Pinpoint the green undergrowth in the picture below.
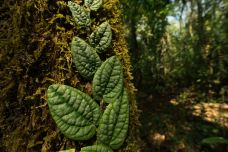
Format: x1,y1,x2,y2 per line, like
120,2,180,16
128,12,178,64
0,0,141,151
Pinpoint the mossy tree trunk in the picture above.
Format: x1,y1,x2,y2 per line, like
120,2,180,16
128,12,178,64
0,0,141,151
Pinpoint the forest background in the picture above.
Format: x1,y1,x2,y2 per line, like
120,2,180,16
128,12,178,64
122,0,228,151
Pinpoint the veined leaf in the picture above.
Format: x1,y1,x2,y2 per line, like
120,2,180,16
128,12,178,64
97,89,129,149
92,56,123,103
47,84,101,140
84,0,103,11
81,144,113,152
68,1,90,26
89,22,112,53
71,37,102,79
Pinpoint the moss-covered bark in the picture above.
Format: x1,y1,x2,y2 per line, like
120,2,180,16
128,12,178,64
0,0,141,151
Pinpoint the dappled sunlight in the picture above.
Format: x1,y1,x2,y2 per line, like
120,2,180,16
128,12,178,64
138,90,227,152
192,103,228,128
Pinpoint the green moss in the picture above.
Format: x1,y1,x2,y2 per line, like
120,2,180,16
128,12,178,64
0,0,141,151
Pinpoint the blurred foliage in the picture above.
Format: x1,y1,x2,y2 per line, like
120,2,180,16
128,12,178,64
121,0,170,92
202,136,228,144
121,1,228,151
122,0,228,96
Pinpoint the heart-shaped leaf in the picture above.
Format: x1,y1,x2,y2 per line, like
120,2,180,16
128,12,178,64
81,144,113,152
47,84,101,140
97,89,129,149
68,1,90,26
92,56,123,103
84,0,103,11
71,37,102,79
89,22,112,53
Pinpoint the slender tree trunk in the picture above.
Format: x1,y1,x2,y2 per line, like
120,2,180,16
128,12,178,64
129,18,142,88
196,0,205,64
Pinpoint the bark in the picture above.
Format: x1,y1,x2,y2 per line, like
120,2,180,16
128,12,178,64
0,0,141,151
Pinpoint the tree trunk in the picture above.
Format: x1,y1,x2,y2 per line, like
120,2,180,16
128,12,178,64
128,17,142,88
0,0,141,151
195,0,205,66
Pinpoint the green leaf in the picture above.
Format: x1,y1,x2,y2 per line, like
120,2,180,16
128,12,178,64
97,89,129,149
92,56,123,103
202,137,228,144
47,84,101,140
89,22,112,53
67,1,90,26
81,144,113,152
84,0,103,11
71,37,102,79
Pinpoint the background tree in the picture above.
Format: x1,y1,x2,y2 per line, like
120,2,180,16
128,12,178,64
122,0,227,96
122,0,171,92
164,0,228,95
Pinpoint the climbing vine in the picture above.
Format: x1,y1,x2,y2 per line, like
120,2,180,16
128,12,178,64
47,1,129,151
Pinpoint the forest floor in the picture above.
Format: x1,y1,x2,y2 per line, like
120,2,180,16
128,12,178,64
137,91,228,152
